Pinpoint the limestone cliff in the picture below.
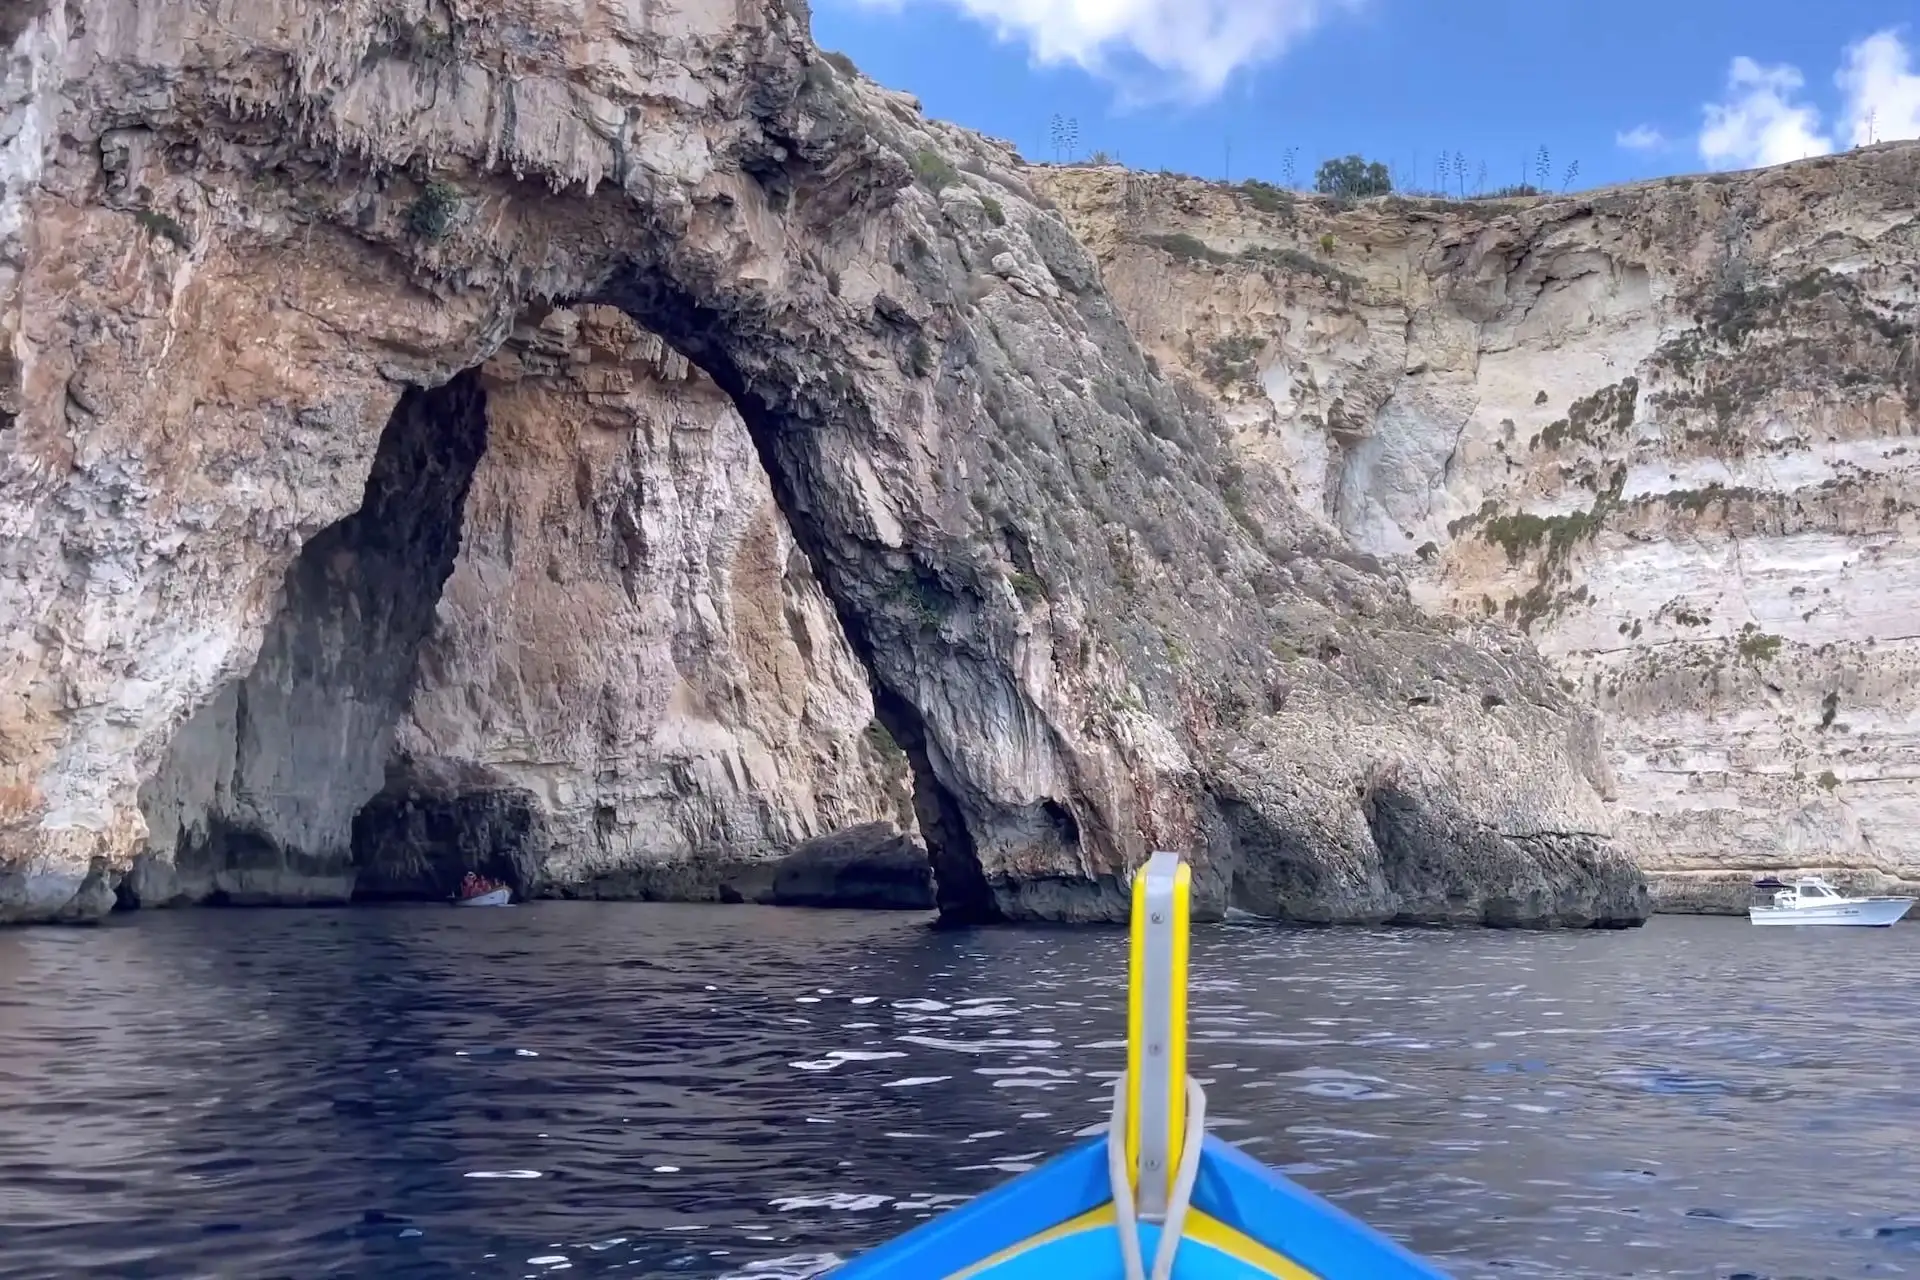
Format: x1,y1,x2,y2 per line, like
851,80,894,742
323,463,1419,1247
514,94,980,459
1038,148,1920,909
0,0,1646,927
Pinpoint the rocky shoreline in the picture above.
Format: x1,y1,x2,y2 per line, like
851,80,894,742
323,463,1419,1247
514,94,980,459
109,819,938,914
96,852,1889,922
90,832,1916,922
69,866,1868,923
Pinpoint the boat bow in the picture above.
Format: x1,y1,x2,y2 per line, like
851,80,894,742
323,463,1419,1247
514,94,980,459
827,852,1452,1279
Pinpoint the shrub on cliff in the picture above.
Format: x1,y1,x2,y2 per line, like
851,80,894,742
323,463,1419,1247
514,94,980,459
1314,155,1393,200
1238,179,1295,218
912,149,960,192
1140,232,1228,265
406,180,462,240
1202,334,1266,389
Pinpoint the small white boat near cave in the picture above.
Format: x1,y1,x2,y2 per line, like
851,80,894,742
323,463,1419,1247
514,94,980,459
452,886,512,907
1749,876,1913,927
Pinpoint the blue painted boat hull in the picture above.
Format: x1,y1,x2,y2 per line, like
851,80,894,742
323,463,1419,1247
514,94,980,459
828,1133,1450,1279
828,853,1450,1279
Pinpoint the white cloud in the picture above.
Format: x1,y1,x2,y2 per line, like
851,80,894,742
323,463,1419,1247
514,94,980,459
1698,56,1835,169
1836,29,1920,145
1614,125,1668,151
841,0,1356,102
1696,30,1920,171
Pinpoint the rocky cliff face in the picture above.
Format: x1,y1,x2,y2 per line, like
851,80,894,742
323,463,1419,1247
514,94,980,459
0,0,1646,927
1038,149,1920,909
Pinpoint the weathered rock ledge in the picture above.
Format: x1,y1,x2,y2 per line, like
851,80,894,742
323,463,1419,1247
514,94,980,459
0,0,1647,928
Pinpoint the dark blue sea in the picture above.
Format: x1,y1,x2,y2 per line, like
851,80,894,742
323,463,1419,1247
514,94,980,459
3,904,1918,1278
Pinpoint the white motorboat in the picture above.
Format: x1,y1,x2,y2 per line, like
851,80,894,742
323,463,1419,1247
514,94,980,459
1748,875,1913,927
453,887,511,907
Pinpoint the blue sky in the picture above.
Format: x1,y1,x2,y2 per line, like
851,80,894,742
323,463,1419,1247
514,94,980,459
812,0,1920,193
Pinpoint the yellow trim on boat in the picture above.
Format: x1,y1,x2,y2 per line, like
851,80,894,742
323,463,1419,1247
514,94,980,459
936,1203,1323,1280
941,1204,1116,1279
1184,1209,1323,1280
1166,858,1190,1191
1125,866,1147,1191
1124,858,1192,1200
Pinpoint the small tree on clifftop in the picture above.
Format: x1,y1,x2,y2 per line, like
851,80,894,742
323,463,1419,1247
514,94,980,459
1314,155,1393,199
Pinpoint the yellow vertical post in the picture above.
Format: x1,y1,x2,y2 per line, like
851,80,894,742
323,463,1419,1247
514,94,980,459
1123,850,1191,1221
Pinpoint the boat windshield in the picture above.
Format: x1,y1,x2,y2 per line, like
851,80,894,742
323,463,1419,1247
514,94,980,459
1797,881,1834,898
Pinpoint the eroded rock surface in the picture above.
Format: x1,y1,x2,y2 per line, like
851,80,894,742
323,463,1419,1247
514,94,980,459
381,304,916,901
0,0,1645,926
1040,150,1920,908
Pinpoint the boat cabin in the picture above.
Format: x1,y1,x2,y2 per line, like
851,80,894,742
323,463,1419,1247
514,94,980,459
1752,875,1844,908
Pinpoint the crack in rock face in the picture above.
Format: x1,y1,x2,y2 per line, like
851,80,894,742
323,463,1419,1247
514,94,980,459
0,0,1649,927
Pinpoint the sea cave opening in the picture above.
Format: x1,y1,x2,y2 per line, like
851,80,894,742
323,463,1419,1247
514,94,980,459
125,369,495,908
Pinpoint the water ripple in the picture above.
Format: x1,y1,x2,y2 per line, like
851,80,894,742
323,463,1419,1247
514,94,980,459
2,906,1917,1277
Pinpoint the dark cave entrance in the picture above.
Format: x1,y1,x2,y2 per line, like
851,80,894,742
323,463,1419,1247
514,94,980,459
869,685,992,922
127,371,493,907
